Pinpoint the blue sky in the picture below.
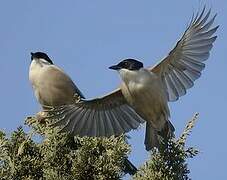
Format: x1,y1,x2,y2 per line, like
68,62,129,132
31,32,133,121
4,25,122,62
0,1,226,179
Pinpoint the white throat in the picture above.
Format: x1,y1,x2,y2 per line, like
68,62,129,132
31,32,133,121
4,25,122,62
30,58,51,69
118,68,151,85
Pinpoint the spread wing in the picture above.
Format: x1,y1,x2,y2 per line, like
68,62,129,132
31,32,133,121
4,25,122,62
45,88,145,137
150,7,218,101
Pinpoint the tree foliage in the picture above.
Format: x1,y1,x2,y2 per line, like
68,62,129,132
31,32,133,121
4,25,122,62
134,113,199,180
0,114,199,179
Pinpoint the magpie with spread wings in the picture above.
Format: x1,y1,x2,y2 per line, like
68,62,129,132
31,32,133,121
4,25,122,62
29,7,218,151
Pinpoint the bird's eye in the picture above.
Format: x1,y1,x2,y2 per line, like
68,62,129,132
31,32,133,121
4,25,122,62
123,61,128,66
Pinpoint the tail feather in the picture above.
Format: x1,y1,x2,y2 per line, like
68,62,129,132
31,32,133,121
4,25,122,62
144,121,174,151
123,158,137,175
158,120,175,138
145,123,159,151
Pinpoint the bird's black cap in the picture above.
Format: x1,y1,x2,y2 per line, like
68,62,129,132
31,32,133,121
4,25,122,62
31,52,53,64
109,59,143,71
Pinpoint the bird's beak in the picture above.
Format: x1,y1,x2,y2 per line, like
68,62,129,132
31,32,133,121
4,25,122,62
109,65,121,70
31,52,34,61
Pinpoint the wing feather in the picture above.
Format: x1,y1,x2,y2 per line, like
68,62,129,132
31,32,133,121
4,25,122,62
150,7,218,101
46,89,145,137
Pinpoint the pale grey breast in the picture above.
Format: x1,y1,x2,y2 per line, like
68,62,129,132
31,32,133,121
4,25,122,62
120,68,169,130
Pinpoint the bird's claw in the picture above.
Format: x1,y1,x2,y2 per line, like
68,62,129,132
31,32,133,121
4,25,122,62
73,93,81,103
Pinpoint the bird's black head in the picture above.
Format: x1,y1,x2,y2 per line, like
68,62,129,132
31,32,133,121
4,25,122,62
31,52,53,64
109,59,143,71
